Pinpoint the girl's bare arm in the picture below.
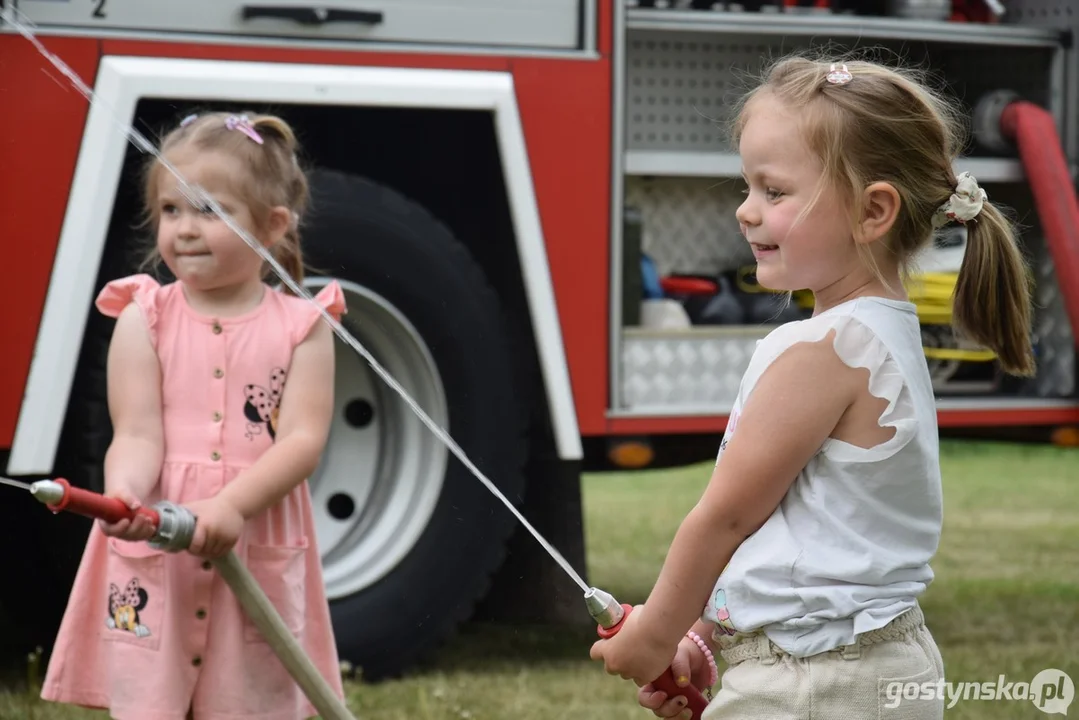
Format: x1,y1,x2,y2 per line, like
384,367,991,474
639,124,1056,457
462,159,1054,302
103,302,165,501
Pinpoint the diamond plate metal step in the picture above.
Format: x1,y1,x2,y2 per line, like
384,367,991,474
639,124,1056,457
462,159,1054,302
619,325,771,413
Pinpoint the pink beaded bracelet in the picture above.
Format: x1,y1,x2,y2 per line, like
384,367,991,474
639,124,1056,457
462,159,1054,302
686,630,719,689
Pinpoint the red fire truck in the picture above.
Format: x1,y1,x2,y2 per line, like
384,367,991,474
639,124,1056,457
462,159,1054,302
2,0,1077,681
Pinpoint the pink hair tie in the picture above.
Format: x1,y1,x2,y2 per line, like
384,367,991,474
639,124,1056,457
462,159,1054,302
225,114,264,145
686,630,719,689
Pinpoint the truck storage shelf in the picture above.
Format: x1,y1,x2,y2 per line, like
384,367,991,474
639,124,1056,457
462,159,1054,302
625,9,1067,48
607,396,1079,418
624,151,1025,182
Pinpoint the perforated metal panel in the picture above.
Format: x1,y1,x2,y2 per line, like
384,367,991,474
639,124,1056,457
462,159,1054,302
1003,0,1079,162
623,29,1057,155
1029,237,1076,398
1003,1,1077,28
625,176,750,276
624,32,768,153
939,45,1055,152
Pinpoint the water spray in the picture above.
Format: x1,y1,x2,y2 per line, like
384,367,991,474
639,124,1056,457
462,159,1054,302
1,8,712,716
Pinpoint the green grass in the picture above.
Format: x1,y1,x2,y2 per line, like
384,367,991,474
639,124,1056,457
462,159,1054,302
4,440,1077,719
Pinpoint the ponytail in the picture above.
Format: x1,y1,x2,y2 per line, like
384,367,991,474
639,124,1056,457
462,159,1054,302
251,114,308,297
251,115,299,155
951,202,1036,376
273,227,305,296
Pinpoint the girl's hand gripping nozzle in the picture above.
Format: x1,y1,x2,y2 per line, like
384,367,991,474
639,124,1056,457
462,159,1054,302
29,478,196,552
585,587,710,720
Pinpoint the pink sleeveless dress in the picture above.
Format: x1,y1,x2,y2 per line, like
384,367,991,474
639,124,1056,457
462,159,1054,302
41,274,347,720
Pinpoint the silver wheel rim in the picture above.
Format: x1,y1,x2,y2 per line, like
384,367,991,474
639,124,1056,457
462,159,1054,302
304,277,448,601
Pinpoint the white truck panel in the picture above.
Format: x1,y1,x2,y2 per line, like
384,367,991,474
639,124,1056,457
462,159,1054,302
16,0,584,50
7,56,584,475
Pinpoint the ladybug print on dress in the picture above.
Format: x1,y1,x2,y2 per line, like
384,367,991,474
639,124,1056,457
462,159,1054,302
106,578,151,638
243,367,286,441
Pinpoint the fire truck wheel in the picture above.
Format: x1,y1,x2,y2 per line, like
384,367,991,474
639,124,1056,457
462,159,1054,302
300,168,531,680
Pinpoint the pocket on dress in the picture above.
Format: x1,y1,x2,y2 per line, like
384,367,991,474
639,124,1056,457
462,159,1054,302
243,538,309,643
878,662,944,719
104,537,166,651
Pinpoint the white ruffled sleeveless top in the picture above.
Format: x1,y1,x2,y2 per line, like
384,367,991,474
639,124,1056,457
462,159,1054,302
703,296,943,657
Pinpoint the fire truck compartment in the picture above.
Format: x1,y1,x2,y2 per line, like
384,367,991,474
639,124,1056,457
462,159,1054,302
13,0,585,51
611,7,1077,417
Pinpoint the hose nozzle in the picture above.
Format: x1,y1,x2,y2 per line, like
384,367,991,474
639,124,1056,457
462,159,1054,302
584,586,708,717
29,479,65,506
584,586,625,630
24,479,196,553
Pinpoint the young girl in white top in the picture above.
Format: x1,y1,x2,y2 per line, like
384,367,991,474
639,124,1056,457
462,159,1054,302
590,55,1034,719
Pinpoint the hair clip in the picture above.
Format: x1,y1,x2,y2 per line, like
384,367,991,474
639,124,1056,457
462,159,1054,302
180,113,198,127
825,63,853,85
225,114,264,145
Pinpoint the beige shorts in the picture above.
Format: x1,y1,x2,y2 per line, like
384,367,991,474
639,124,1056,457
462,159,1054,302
703,605,945,720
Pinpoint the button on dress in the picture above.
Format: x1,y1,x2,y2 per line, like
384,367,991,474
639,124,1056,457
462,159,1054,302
41,274,348,720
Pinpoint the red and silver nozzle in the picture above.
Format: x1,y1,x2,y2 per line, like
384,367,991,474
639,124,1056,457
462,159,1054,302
16,478,196,553
584,586,626,630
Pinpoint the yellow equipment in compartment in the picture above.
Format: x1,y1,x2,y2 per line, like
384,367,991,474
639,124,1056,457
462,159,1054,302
903,272,996,363
737,266,997,364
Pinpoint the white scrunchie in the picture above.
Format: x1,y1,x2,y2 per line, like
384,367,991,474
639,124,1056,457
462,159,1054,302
932,172,988,228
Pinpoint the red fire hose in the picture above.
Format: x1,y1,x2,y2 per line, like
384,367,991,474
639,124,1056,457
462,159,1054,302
997,100,1079,343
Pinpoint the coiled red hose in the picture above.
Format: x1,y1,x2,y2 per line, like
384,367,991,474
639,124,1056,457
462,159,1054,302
999,101,1079,345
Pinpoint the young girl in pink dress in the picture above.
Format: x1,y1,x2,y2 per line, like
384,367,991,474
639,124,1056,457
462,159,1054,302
40,111,347,720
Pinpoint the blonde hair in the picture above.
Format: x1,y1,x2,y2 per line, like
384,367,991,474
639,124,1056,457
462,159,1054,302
141,111,309,294
732,54,1035,376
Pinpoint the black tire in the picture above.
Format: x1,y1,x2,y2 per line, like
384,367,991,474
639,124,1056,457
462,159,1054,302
302,168,532,680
